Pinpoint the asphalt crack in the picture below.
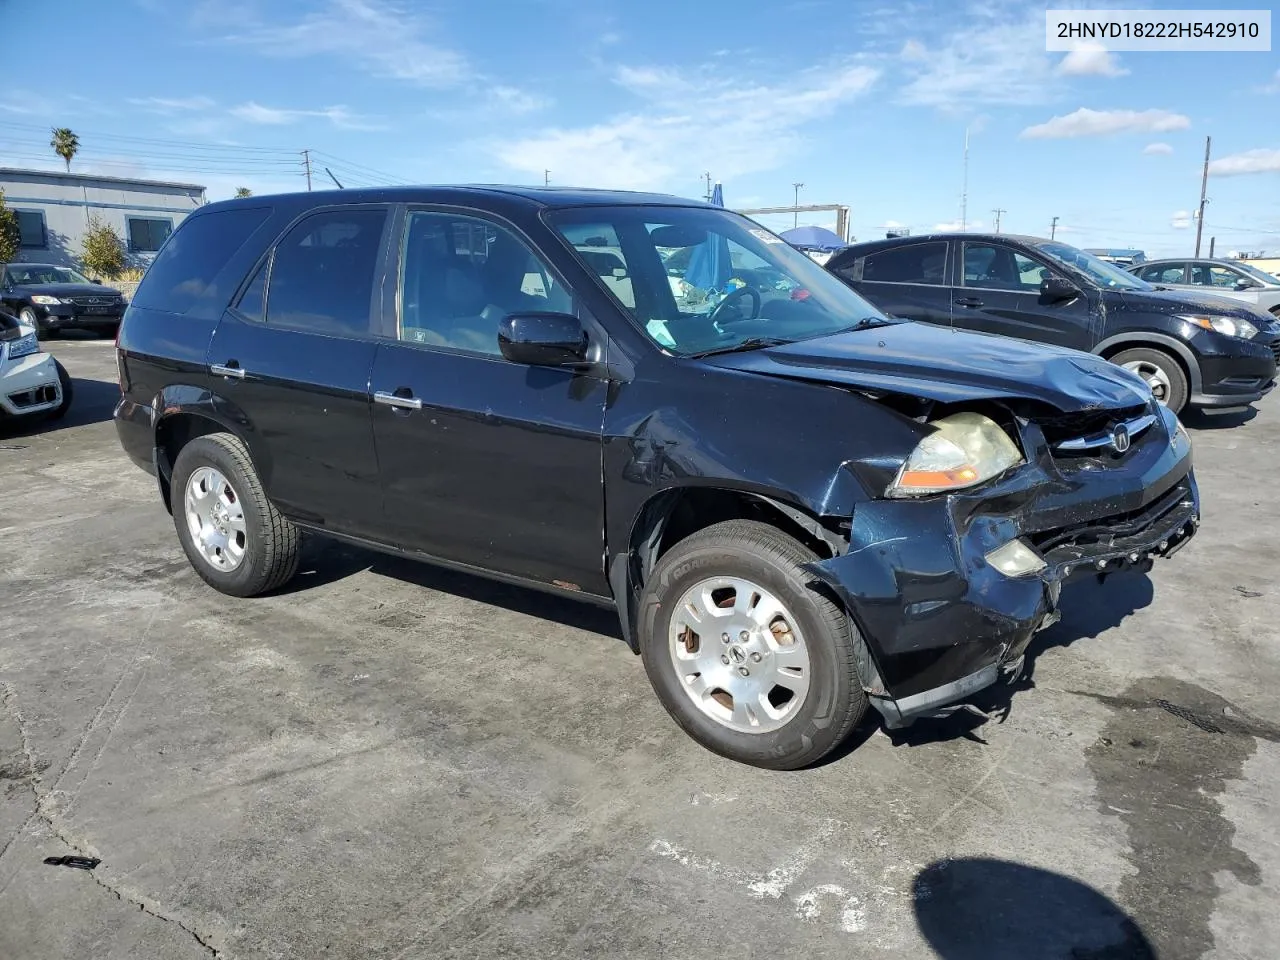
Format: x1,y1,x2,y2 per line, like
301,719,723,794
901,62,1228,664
0,682,222,957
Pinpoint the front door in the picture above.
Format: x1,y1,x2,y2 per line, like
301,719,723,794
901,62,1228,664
369,209,609,595
951,240,1098,350
204,205,390,537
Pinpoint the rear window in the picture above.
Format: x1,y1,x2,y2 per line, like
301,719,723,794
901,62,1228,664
131,206,272,315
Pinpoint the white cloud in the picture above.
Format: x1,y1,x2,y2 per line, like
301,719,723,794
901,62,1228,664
220,0,469,87
128,95,216,113
1020,108,1191,139
1143,142,1174,155
1170,210,1192,229
490,86,551,114
229,101,383,130
897,5,1057,109
1056,43,1128,77
1209,149,1280,177
934,219,983,232
493,61,879,191
883,219,908,230
1259,69,1280,94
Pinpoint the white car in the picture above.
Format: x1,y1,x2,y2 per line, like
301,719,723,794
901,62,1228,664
0,311,72,425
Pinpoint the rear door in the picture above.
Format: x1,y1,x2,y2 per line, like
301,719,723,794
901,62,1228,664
368,207,609,594
1134,262,1190,288
951,240,1098,350
831,241,952,326
204,205,390,537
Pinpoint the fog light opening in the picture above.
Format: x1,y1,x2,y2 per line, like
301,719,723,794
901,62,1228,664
985,539,1048,578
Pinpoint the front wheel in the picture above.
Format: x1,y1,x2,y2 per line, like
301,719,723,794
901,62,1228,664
1111,347,1188,414
638,519,867,770
46,359,73,420
18,308,46,339
170,432,301,597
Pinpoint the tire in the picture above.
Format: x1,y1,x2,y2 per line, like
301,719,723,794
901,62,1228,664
97,323,120,340
637,519,867,770
1110,347,1188,414
18,307,46,339
170,432,300,597
46,359,73,420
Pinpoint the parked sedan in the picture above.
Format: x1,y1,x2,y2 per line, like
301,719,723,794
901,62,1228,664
1129,258,1280,315
0,309,72,424
827,234,1280,414
1,262,127,339
115,187,1198,769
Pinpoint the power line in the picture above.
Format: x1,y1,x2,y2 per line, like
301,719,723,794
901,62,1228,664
0,119,295,154
991,208,1005,233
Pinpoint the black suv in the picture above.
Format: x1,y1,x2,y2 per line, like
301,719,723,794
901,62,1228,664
1,262,127,338
826,234,1280,414
114,189,1198,769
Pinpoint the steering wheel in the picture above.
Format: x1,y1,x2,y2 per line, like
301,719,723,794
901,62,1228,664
708,285,762,325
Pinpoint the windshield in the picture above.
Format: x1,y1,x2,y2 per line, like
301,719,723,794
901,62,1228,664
1232,261,1280,286
547,206,895,356
5,264,92,285
1033,241,1153,291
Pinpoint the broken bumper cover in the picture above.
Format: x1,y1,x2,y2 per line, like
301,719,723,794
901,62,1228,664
808,405,1198,729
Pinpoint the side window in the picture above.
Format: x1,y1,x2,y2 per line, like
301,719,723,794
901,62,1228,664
131,206,273,315
1142,264,1186,284
266,208,387,337
862,242,947,284
963,244,1049,291
128,217,173,253
1208,265,1245,288
399,212,571,355
15,210,47,249
234,259,268,322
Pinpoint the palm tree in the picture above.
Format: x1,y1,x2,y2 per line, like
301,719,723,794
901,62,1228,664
234,187,252,198
50,128,79,172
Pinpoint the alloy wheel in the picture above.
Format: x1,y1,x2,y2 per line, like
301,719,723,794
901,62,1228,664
184,466,248,572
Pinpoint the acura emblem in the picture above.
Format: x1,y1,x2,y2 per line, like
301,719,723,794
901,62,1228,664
1111,424,1130,453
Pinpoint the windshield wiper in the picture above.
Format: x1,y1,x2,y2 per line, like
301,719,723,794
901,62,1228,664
686,336,793,358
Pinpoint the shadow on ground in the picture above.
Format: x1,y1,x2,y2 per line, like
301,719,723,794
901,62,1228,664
1182,405,1258,430
913,857,1156,960
0,377,119,437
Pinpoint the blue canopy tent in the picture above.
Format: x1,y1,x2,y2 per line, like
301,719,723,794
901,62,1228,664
684,181,730,293
779,225,846,252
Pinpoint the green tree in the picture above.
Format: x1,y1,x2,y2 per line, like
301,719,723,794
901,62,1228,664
234,186,252,198
81,217,125,279
50,127,80,172
0,189,20,264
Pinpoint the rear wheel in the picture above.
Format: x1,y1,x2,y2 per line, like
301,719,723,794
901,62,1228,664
1111,347,1188,414
170,432,300,597
638,519,867,770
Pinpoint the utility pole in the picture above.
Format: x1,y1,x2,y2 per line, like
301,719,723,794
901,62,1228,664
544,169,550,186
1209,236,1216,258
1050,216,1059,240
302,149,312,191
991,208,1005,233
959,126,970,232
703,172,713,201
792,182,804,228
1194,135,1211,257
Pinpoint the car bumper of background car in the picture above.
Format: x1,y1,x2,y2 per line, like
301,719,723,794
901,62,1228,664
1189,330,1278,407
32,303,125,330
0,353,64,418
806,407,1198,729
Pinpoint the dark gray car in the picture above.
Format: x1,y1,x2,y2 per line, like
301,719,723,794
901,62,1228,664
0,262,126,338
1128,259,1280,316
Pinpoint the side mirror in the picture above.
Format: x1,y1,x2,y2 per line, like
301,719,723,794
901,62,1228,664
498,312,587,366
91,278,103,285
1040,276,1080,302
1235,279,1260,291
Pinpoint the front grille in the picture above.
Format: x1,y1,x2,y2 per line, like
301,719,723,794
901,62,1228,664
1034,403,1149,449
1270,341,1280,365
1028,479,1192,554
70,296,120,306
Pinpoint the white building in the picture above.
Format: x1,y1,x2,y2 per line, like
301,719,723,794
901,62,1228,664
0,167,206,268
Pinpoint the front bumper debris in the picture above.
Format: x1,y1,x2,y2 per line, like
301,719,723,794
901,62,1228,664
807,403,1198,729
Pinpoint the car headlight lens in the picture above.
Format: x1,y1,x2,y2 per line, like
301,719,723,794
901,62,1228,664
7,332,39,359
886,412,1024,498
1177,313,1258,340
30,295,63,305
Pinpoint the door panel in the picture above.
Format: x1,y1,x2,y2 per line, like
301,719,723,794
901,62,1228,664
370,208,608,594
952,241,1098,350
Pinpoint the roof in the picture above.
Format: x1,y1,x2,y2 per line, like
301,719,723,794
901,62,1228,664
204,184,708,213
841,231,1051,250
0,166,206,192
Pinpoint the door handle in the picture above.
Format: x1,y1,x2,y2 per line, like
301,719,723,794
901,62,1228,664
954,297,984,308
210,362,246,379
374,390,423,411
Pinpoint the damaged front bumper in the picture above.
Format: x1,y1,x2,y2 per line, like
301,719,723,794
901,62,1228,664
807,404,1198,729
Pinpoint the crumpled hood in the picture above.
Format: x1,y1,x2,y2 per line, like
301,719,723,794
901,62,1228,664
16,282,122,298
1115,287,1272,323
701,321,1151,412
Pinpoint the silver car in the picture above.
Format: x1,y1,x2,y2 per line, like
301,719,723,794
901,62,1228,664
1129,258,1280,316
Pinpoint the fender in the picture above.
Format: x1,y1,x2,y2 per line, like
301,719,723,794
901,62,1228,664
152,383,273,499
1093,331,1202,394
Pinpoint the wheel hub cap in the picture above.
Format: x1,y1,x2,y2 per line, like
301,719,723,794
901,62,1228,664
1121,360,1171,404
668,576,811,734
183,466,247,572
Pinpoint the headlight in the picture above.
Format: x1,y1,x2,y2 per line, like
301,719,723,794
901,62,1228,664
7,332,39,359
30,295,63,305
886,412,1024,498
1177,313,1258,340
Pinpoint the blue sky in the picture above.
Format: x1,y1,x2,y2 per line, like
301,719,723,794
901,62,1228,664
2,0,1277,257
